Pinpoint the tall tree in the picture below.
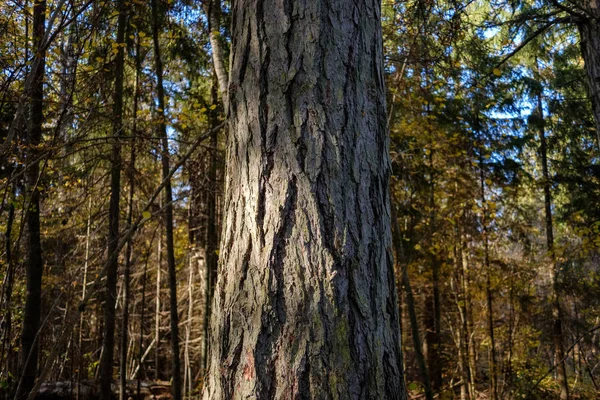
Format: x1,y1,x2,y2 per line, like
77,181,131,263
535,90,569,400
150,0,182,398
15,0,46,398
100,0,128,398
202,0,407,398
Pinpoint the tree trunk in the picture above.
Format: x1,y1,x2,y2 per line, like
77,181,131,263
100,0,128,397
536,93,569,400
578,2,600,147
16,0,46,398
1,185,16,387
155,230,162,380
150,1,182,398
479,157,497,400
402,259,433,400
202,0,229,105
202,76,221,376
391,200,432,400
202,1,407,398
120,35,141,400
425,151,442,394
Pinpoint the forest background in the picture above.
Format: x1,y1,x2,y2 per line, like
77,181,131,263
2,0,600,399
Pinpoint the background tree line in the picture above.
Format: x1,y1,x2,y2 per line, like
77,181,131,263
1,0,600,399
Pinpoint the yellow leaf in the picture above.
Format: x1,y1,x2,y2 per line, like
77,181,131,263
492,68,501,76
142,211,151,219
209,104,217,110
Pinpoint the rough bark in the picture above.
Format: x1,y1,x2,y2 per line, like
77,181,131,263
100,0,128,398
578,0,600,147
536,93,569,400
150,0,182,398
202,0,406,398
15,1,46,398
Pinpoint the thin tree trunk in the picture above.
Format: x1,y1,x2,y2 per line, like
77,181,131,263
100,0,128,397
401,254,433,399
425,151,442,393
536,92,569,400
455,231,474,400
15,0,46,397
150,1,182,398
202,77,221,376
202,0,229,105
390,201,432,400
479,155,497,400
0,185,16,383
155,231,162,380
137,229,153,399
183,258,193,398
119,35,141,400
78,197,92,400
202,1,407,398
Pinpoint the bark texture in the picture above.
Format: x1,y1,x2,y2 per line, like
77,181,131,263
202,0,406,398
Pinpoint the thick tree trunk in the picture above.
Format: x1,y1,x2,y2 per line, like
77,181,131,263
578,2,600,147
536,94,569,400
150,1,182,398
100,0,127,398
16,1,46,398
202,1,406,398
